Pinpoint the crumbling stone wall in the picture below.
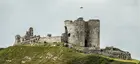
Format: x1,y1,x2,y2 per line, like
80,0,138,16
70,46,131,60
14,27,61,45
84,46,132,60
39,36,61,43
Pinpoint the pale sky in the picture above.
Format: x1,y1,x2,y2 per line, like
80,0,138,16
0,0,140,60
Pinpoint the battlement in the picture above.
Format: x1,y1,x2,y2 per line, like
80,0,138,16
77,17,84,21
39,36,61,43
64,20,73,23
64,18,100,25
88,19,100,21
64,20,73,26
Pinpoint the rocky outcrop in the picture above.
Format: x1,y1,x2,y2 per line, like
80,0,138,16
83,46,131,60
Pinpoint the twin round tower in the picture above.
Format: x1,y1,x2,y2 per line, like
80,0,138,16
62,17,100,49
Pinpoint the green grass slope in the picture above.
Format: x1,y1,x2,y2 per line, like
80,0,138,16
0,46,139,64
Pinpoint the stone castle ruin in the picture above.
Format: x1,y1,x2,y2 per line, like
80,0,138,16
62,17,100,49
14,17,131,60
15,27,61,45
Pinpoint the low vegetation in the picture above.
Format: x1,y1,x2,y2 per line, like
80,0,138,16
0,45,139,64
0,48,4,51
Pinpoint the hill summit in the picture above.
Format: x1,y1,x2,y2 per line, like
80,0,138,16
0,46,139,64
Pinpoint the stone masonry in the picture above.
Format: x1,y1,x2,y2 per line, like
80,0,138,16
14,27,61,45
14,17,131,60
84,46,131,60
62,17,100,49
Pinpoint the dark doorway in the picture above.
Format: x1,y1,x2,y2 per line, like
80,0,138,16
85,39,88,47
44,41,47,44
68,33,70,37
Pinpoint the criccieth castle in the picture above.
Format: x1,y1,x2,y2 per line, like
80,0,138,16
14,17,132,60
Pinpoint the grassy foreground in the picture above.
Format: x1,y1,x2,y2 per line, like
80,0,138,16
0,46,139,64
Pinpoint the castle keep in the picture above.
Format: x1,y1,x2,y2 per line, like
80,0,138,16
62,17,100,49
14,17,131,60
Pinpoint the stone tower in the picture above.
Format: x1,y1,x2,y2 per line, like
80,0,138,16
24,27,34,40
87,19,100,49
63,17,100,49
29,27,33,37
47,34,52,37
15,34,21,44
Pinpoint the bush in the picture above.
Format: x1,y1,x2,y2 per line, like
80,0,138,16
0,48,4,51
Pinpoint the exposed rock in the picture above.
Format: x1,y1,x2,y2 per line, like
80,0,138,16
82,46,131,60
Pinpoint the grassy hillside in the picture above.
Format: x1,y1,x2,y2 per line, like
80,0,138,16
0,46,139,64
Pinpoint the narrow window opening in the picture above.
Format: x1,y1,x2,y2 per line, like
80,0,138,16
65,26,68,33
68,33,70,37
85,39,88,47
98,32,100,38
44,41,47,43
